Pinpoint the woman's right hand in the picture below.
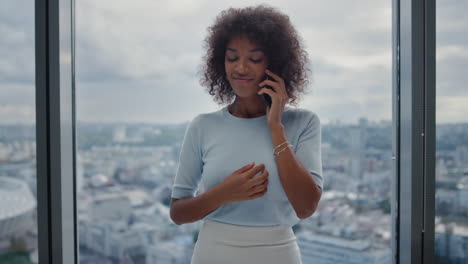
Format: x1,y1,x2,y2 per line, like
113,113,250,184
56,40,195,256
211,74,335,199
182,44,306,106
219,162,269,203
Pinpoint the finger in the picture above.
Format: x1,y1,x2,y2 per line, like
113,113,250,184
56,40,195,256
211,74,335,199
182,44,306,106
265,69,285,85
264,70,288,98
249,184,267,196
252,179,268,189
258,80,281,92
235,162,255,174
250,178,268,188
257,88,276,98
250,169,269,186
245,163,266,178
248,188,267,200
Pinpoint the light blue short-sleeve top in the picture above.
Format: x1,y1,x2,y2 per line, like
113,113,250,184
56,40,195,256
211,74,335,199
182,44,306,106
171,105,323,227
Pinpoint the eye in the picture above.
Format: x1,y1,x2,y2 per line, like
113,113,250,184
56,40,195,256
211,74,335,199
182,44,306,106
251,58,263,63
225,57,263,63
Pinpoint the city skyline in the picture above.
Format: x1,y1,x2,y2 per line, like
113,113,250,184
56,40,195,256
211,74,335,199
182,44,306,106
2,115,468,263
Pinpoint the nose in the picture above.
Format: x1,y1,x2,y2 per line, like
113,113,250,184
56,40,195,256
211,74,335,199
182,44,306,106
235,58,248,74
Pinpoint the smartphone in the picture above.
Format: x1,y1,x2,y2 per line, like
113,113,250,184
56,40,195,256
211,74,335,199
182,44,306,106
262,75,274,107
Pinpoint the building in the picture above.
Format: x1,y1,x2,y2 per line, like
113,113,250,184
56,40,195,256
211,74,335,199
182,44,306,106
297,232,391,264
90,194,132,221
0,176,36,239
435,222,468,263
79,220,148,260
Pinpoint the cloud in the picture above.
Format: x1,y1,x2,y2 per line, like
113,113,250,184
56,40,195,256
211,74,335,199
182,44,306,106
73,0,395,124
0,104,35,124
0,82,35,105
302,94,391,125
1,0,468,124
0,1,35,84
437,45,468,97
76,78,218,124
437,96,468,123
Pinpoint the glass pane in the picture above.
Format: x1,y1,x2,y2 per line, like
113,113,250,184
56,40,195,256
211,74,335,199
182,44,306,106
435,1,468,263
76,1,393,263
0,1,38,263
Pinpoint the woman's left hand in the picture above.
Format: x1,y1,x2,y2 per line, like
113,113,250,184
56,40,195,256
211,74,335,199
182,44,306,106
257,69,288,129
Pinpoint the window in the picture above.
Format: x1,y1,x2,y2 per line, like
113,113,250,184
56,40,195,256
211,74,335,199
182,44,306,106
0,1,38,263
75,1,392,263
435,1,468,263
33,0,439,263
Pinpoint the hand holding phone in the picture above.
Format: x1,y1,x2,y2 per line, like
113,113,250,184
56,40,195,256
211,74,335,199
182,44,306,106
262,75,274,107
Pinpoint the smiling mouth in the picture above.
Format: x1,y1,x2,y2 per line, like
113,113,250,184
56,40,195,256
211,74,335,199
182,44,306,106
233,77,253,83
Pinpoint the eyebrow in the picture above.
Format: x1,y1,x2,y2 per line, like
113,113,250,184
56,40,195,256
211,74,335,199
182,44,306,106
226,48,263,53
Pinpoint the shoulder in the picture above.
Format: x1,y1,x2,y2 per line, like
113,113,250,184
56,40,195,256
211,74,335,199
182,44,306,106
188,107,225,129
284,106,320,127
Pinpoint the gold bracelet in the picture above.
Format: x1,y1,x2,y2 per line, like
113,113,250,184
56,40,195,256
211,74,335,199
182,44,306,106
273,144,293,157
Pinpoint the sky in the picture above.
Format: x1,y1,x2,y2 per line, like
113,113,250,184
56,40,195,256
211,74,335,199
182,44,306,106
0,0,467,125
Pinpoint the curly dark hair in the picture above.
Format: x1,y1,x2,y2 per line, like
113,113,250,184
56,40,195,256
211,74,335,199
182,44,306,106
198,4,311,106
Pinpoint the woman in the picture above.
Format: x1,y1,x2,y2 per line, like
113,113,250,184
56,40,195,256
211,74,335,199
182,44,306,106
170,5,323,264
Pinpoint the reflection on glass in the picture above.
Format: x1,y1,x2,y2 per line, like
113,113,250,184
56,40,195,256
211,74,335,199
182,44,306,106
76,1,392,263
0,1,38,263
435,1,468,263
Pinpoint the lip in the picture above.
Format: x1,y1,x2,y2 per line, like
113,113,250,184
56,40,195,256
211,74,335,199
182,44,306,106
233,77,253,83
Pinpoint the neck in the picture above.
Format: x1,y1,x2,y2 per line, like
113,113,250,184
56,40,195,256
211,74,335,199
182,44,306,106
228,97,267,118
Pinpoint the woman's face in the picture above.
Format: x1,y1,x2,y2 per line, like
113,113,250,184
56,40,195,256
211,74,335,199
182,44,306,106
224,35,269,99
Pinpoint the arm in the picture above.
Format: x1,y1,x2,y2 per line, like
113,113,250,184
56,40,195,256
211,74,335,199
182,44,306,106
170,185,226,225
270,121,322,219
258,70,323,219
170,115,207,225
171,162,268,225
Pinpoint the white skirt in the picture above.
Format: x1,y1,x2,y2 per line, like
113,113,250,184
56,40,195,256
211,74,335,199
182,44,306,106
191,219,302,264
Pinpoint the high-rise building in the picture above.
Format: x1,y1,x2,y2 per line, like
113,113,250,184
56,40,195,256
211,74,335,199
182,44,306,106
297,232,391,264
